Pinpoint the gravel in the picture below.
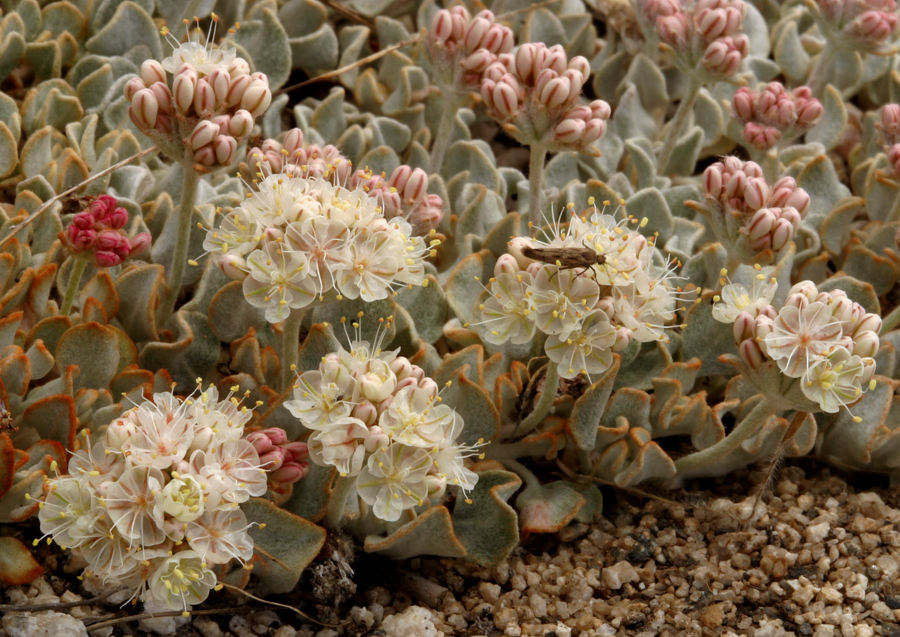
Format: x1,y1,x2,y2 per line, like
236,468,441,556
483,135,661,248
3,465,900,637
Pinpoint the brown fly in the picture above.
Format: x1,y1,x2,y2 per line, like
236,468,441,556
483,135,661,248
0,396,15,432
521,244,606,281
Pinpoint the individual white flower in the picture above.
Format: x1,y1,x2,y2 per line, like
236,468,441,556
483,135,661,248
242,240,318,323
113,398,195,471
185,385,252,445
77,513,138,579
199,439,268,502
712,269,778,323
764,301,844,377
185,509,254,565
148,550,217,611
161,41,237,76
477,272,537,345
203,206,260,258
335,230,405,301
357,444,433,522
530,267,601,336
240,174,315,228
431,442,480,498
545,309,617,379
801,347,873,416
104,466,168,547
156,474,205,522
284,361,358,429
379,386,457,447
568,213,649,287
67,443,126,488
611,282,676,344
37,477,95,549
308,416,369,476
285,217,351,294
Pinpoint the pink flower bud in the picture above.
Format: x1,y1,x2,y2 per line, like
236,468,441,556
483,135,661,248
283,128,304,155
698,8,729,39
493,81,519,118
213,135,238,166
494,253,521,277
66,226,96,252
172,71,196,114
770,217,794,251
785,188,810,217
128,232,151,257
131,88,158,129
540,76,571,109
105,207,129,230
657,13,690,49
189,120,220,151
228,57,251,78
395,376,418,393
364,426,390,454
612,327,632,352
853,330,880,358
193,145,216,166
241,79,272,118
733,311,755,343
889,144,900,176
460,48,494,72
140,59,166,86
402,168,428,201
704,164,724,199
431,9,453,42
568,55,590,78
480,79,497,111
74,210,96,229
743,177,769,211
543,45,568,75
208,68,231,105
418,377,439,399
853,11,897,43
739,338,764,369
449,13,467,41
854,313,883,336
724,170,747,200
555,118,586,144
464,16,491,51
747,208,776,241
563,69,585,101
780,206,802,232
193,78,216,114
389,356,413,380
795,98,823,128
481,24,507,53
247,431,276,455
742,122,780,151
514,44,537,83
219,254,248,281
732,87,754,121
124,77,146,102
94,250,122,268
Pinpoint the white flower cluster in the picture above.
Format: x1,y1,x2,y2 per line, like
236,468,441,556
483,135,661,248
284,321,481,523
37,387,267,612
712,273,879,417
203,172,437,324
477,202,682,380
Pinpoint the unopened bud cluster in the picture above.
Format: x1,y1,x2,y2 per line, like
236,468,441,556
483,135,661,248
126,20,271,169
246,428,310,485
811,0,899,52
702,158,811,257
37,386,271,611
732,83,823,151
284,324,481,522
647,0,749,78
245,128,352,183
348,166,444,235
480,43,610,153
203,169,436,323
426,7,514,87
879,104,900,176
478,203,681,380
713,276,878,416
61,195,150,267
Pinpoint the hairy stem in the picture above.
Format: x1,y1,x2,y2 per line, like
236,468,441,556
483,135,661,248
528,144,549,227
503,458,542,489
761,151,781,184
325,474,356,529
672,397,779,481
806,42,836,99
430,101,459,175
162,165,201,324
657,77,702,175
60,258,88,315
517,364,559,437
280,310,304,392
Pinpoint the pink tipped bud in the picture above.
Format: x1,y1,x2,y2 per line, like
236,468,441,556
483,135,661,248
770,217,795,251
853,330,879,358
742,122,780,151
213,134,238,166
739,338,764,369
657,13,690,49
172,71,197,114
189,120,220,151
555,118,587,144
94,250,123,268
418,377,439,399
853,11,897,43
402,168,428,201
733,311,755,343
480,79,497,111
283,128,305,154
227,109,253,138
140,60,166,86
124,77,146,102
795,98,823,128
568,55,590,78
785,188,810,217
364,426,391,454
464,16,491,51
732,87,754,121
779,206,802,232
854,313,883,337
724,171,748,200
494,253,521,277
128,232,151,257
492,81,519,118
219,254,248,281
105,207,129,230
147,83,172,117
743,177,769,211
543,45,568,75
431,9,453,42
193,145,216,167
241,79,272,118
704,164,724,199
540,76,571,109
590,100,612,120
563,69,585,101
193,78,216,114
66,226,96,252
208,68,231,105
698,8,729,39
514,44,537,83
131,89,158,129
73,211,96,229
481,24,507,54
747,208,777,241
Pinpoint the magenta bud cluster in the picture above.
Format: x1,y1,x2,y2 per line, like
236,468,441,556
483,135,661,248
245,428,310,485
479,43,610,152
427,7,514,86
348,165,444,235
648,0,749,78
247,128,352,183
703,157,811,253
813,0,898,50
732,83,823,151
63,195,151,268
126,55,270,169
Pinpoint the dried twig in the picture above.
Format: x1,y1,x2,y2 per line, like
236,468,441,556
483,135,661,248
0,146,159,251
321,0,375,28
219,582,350,628
85,606,257,633
275,35,423,96
0,587,129,613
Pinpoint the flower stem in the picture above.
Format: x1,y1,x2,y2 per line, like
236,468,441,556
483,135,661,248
430,103,458,175
761,151,781,184
162,165,201,324
60,258,88,315
806,42,836,99
280,310,304,392
657,77,702,176
887,188,900,224
517,364,559,437
325,474,356,529
502,458,541,489
880,301,900,335
672,397,779,482
528,144,549,227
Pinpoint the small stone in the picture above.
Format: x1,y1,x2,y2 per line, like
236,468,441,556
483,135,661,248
699,603,725,628
855,625,875,637
229,615,255,637
813,626,834,637
553,623,572,637
797,624,812,636
380,605,437,637
479,581,502,605
350,606,375,628
494,607,518,630
888,596,900,610
273,627,297,637
194,618,224,637
3,612,87,637
601,561,639,589
806,522,830,544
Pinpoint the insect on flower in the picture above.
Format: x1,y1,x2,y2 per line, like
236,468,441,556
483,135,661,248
521,243,607,281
